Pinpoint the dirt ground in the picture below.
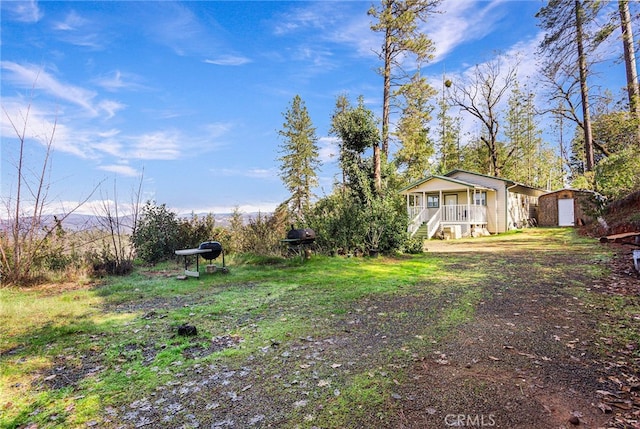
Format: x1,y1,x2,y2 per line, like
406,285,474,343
88,236,640,429
395,238,639,429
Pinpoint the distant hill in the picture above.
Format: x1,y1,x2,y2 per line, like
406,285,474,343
45,212,263,232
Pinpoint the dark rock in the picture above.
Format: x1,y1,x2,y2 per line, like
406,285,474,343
177,324,197,336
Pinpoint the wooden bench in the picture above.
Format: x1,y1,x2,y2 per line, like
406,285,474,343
174,248,212,278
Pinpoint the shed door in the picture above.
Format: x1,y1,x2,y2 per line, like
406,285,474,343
558,198,574,226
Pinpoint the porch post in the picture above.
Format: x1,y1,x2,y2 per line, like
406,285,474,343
467,188,471,227
406,194,409,215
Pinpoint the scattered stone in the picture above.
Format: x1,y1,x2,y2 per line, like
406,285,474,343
568,415,580,425
177,324,197,336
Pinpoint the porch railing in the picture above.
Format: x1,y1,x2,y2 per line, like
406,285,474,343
408,207,426,237
425,207,442,239
442,204,487,224
407,204,487,238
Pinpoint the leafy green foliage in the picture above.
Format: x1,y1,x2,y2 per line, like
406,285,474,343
330,95,380,191
314,95,408,256
306,191,368,254
306,162,407,256
594,146,640,199
569,106,640,198
130,201,181,264
240,205,290,257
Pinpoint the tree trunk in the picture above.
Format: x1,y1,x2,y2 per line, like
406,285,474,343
382,25,392,157
373,144,382,193
618,0,640,146
575,0,595,171
619,0,639,116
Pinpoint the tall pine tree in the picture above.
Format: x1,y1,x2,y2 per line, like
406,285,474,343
368,0,440,156
393,71,437,184
277,95,321,222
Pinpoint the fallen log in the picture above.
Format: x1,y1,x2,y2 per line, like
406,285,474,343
599,231,640,244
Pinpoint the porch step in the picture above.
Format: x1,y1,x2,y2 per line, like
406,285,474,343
413,223,431,239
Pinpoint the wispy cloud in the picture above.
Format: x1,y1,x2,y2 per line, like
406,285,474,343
204,55,252,66
217,167,279,179
172,202,281,216
429,0,507,63
98,164,140,177
51,10,105,49
144,2,226,59
272,4,334,36
93,70,147,92
2,0,42,23
273,2,376,59
52,9,88,31
128,130,183,160
202,122,233,140
1,61,122,118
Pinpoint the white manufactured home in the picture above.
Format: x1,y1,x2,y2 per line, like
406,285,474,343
400,170,547,239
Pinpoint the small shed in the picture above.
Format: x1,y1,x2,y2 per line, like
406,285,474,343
538,189,600,227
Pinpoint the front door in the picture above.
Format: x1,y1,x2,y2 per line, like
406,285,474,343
443,195,458,221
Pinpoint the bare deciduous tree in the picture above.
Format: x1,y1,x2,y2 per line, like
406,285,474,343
93,173,144,275
1,85,98,285
449,57,519,177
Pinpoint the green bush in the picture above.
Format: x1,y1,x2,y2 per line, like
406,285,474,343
307,188,408,256
595,147,640,200
403,236,425,254
176,213,230,250
241,208,289,256
306,192,367,255
130,201,181,264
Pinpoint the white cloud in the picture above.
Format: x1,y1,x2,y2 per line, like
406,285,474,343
272,2,377,59
3,0,42,23
175,202,281,216
52,10,89,31
129,131,183,160
204,55,252,66
202,122,233,139
98,164,140,177
0,100,91,158
93,70,147,92
51,10,104,49
217,167,279,179
272,4,333,35
0,61,122,118
429,0,507,63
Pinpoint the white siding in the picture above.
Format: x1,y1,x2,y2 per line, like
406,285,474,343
448,172,508,233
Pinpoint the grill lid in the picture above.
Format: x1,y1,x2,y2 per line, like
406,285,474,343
198,241,223,260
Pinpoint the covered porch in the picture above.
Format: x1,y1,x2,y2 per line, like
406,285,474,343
401,176,495,240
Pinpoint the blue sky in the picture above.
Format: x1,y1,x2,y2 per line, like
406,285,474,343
0,1,629,217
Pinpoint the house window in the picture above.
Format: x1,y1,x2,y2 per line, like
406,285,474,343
427,195,440,208
474,192,487,206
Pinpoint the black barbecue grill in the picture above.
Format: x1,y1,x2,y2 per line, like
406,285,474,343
281,226,316,259
283,227,316,245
